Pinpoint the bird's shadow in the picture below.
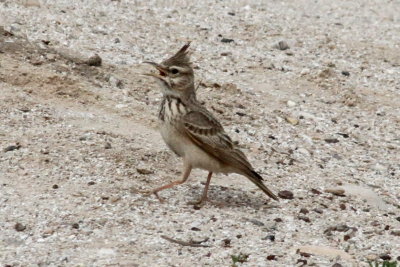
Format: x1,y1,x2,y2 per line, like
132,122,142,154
187,184,277,210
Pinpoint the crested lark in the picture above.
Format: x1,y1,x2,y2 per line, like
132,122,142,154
144,42,278,204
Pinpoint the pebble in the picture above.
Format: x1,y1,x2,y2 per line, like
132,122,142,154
299,208,309,214
332,264,343,267
86,54,102,66
137,168,153,175
4,144,21,152
298,216,311,223
379,254,391,261
15,223,26,232
278,190,294,199
276,41,289,50
23,0,41,7
221,38,234,43
287,100,296,107
324,138,339,144
104,142,112,149
325,188,345,196
285,116,299,125
300,68,310,75
341,71,350,76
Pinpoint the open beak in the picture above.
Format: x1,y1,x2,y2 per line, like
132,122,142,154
143,61,168,80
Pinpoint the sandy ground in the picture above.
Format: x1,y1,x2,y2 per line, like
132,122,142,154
0,0,399,266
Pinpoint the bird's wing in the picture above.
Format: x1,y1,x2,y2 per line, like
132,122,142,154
182,109,279,201
181,110,253,171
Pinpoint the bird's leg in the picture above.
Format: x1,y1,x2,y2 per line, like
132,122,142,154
189,172,213,206
142,165,192,203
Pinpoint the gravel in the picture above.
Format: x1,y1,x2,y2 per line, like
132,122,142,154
1,0,399,266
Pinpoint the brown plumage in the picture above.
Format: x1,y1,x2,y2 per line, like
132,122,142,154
144,42,278,204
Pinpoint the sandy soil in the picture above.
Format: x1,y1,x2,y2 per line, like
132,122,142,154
0,0,399,266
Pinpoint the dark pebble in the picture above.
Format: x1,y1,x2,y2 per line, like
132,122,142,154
14,223,26,232
384,225,390,231
337,133,349,138
222,238,231,247
72,223,79,229
266,255,277,260
339,203,346,210
221,38,234,43
310,188,322,195
4,144,21,152
248,219,264,226
396,217,400,222
332,264,343,267
274,218,283,223
313,208,323,214
52,184,59,189
324,138,339,144
298,216,311,223
228,12,235,16
190,227,201,231
104,142,112,149
278,190,294,199
136,168,153,175
88,181,95,185
343,234,351,241
262,235,275,242
379,254,391,261
86,54,102,66
236,112,246,117
341,71,350,76
298,252,311,258
299,208,309,214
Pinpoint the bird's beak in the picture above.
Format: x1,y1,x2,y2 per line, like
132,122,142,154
143,61,168,79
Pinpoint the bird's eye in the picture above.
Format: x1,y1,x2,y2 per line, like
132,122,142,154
170,68,179,74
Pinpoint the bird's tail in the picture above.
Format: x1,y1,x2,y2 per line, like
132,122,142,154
244,170,279,201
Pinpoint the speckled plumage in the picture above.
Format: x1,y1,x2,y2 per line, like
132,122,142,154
144,43,278,204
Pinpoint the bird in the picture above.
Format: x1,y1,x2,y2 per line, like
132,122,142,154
143,42,278,205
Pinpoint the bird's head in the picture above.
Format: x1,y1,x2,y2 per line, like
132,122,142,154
144,42,195,97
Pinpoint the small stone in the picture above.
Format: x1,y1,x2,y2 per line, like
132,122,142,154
104,142,112,149
72,223,79,229
24,0,41,7
52,184,59,189
278,190,294,199
247,219,264,226
4,144,21,152
110,196,121,203
274,218,283,223
114,38,120,43
287,100,296,107
332,264,343,267
88,181,95,185
300,68,310,75
379,254,391,261
285,116,299,125
276,41,289,50
15,223,26,232
341,71,350,76
298,216,311,223
266,255,277,260
339,203,346,210
221,38,234,43
324,138,339,144
263,235,275,242
222,238,231,247
325,188,345,196
313,208,323,214
396,216,400,222
190,227,201,231
86,54,102,66
299,208,309,214
228,12,235,16
220,52,232,56
136,168,153,175
366,254,377,261
311,188,322,195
